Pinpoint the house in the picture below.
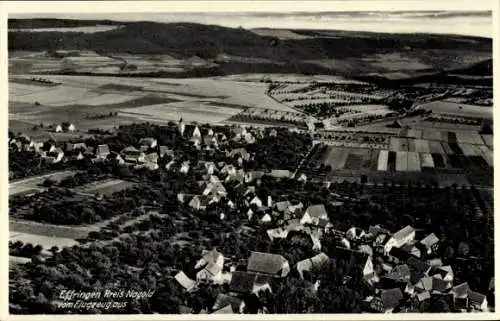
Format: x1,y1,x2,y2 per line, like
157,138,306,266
202,181,227,197
226,168,245,183
468,291,488,312
266,227,289,241
232,126,247,139
195,248,225,283
66,142,87,152
275,201,292,213
333,247,374,278
180,161,190,174
212,294,245,314
64,123,76,132
269,129,278,137
106,151,125,165
55,124,63,133
414,276,451,293
383,225,416,253
229,271,272,295
227,148,251,161
427,258,443,267
96,144,110,159
245,171,265,183
204,162,217,175
189,195,214,211
45,147,64,163
296,253,329,279
428,265,453,282
419,233,439,255
401,240,422,258
370,288,404,313
250,196,263,208
269,169,292,179
139,137,157,149
414,291,431,305
260,213,272,223
174,271,196,291
450,282,470,306
297,173,307,182
406,256,430,284
346,227,366,241
67,150,84,161
246,251,290,277
120,146,145,163
159,145,174,158
300,204,328,225
190,126,202,144
386,264,411,283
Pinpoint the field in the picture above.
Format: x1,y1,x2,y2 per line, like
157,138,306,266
9,75,299,128
10,231,79,249
10,170,80,196
417,100,492,118
78,179,137,195
9,25,123,33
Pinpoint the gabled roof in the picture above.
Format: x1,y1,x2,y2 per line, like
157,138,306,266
139,137,157,145
392,225,415,241
97,144,110,156
468,291,487,306
247,251,288,275
211,305,234,314
297,252,329,277
407,256,430,283
389,247,410,262
229,271,257,293
387,264,411,282
381,288,403,310
451,282,470,298
305,204,327,218
275,201,292,212
212,294,243,313
420,233,439,247
416,291,431,302
121,146,139,154
174,271,196,291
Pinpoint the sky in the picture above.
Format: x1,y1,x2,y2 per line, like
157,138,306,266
11,10,493,38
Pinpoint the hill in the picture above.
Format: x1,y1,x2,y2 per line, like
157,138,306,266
8,19,493,79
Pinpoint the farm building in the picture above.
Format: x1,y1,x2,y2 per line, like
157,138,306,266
384,225,416,254
246,251,290,277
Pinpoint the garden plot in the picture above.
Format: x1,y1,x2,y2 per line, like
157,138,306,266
10,85,98,106
455,131,484,145
322,147,349,170
414,139,430,153
420,153,435,168
481,135,493,149
458,143,478,156
428,141,446,154
418,100,492,118
407,152,421,172
406,129,422,139
389,137,409,152
422,128,443,141
441,142,454,154
377,150,389,171
396,152,408,172
475,145,493,166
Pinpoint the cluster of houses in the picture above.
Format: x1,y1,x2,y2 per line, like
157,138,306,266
172,210,491,314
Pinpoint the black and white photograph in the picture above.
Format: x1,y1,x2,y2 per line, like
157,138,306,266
3,0,496,317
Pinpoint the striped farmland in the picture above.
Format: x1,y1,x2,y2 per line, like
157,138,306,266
407,152,421,172
396,152,408,172
420,153,435,168
377,150,389,171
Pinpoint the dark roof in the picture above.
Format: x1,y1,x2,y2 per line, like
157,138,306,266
389,247,410,261
247,251,288,275
468,291,487,306
229,271,257,294
407,255,429,284
334,247,369,269
432,277,452,292
381,288,404,310
386,264,411,282
212,294,243,313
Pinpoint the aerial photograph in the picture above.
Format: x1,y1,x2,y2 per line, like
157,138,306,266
7,4,494,316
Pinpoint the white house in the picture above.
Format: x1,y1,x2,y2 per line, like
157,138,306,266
300,204,328,225
195,248,225,284
250,196,263,208
384,225,416,254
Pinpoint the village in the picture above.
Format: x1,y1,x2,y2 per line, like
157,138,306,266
8,118,494,314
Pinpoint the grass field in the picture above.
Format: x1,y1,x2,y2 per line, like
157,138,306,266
10,170,79,196
9,25,123,33
79,179,136,195
418,100,492,118
10,231,79,249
